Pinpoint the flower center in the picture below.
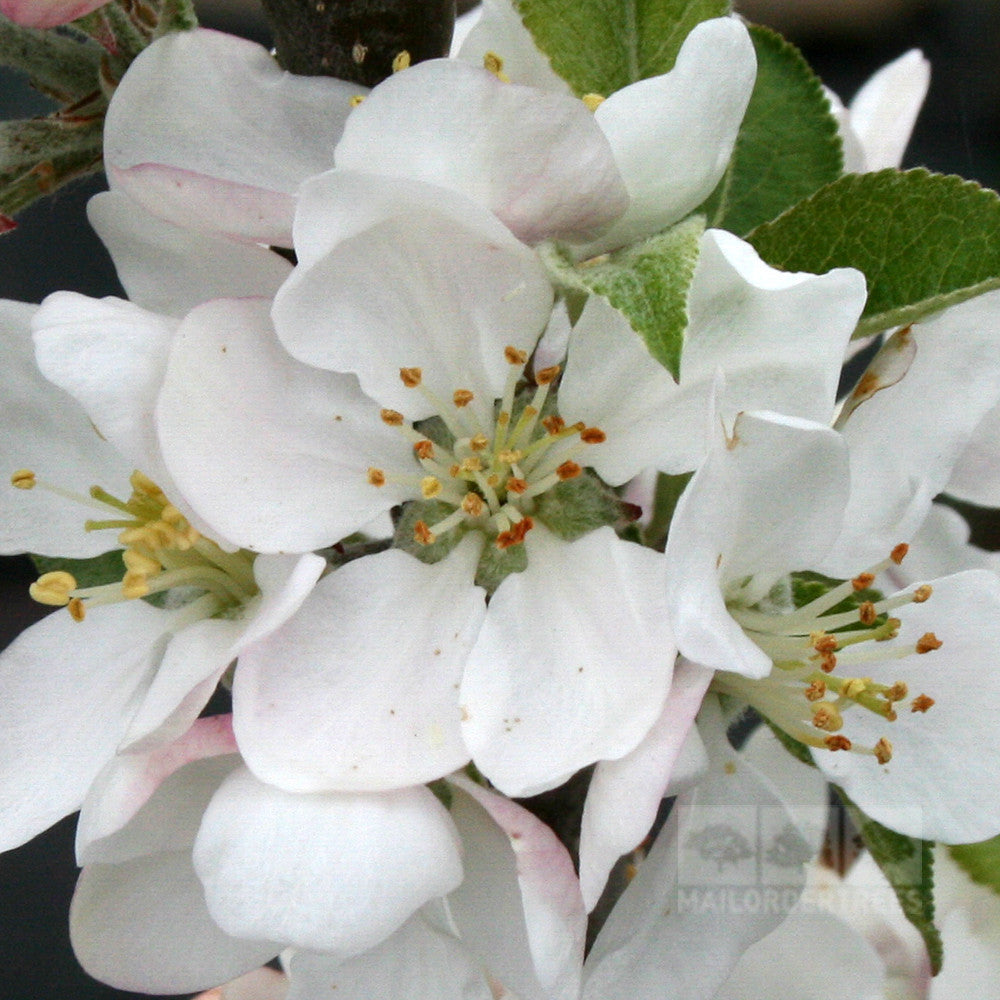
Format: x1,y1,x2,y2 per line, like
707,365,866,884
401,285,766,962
13,468,258,622
714,544,937,764
367,345,609,555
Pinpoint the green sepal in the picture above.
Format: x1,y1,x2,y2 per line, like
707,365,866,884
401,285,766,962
643,470,692,548
703,24,842,236
837,788,943,975
392,500,464,565
30,549,124,589
0,18,104,102
749,169,1000,338
763,720,816,768
533,471,625,542
949,835,1000,898
543,214,704,380
473,536,527,594
427,778,454,810
513,0,730,96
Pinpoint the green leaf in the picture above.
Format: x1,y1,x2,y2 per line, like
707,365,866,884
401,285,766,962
838,789,943,974
950,835,1000,897
513,0,730,96
30,549,124,590
749,169,1000,337
543,214,704,379
706,24,842,236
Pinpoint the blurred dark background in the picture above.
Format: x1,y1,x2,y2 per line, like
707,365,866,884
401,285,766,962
1,1,999,997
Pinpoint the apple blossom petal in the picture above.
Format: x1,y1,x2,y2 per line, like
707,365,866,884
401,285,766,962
105,30,361,244
585,18,755,254
32,291,177,489
77,716,239,863
848,49,930,171
448,776,586,1000
156,296,412,552
0,599,169,851
948,400,1000,507
579,661,713,911
192,768,463,954
811,570,1000,843
121,553,325,750
335,59,626,244
682,231,867,426
275,171,553,424
71,851,280,995
825,86,868,173
824,291,1000,576
462,526,674,796
0,0,107,27
285,918,493,1000
713,912,886,1000
235,538,482,793
88,191,292,317
582,700,824,1000
665,411,850,678
457,0,572,94
0,299,134,557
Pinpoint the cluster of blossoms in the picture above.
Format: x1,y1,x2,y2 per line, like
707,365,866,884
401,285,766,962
4,0,1000,997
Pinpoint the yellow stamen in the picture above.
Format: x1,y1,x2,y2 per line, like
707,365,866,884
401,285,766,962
11,468,35,489
392,50,411,72
582,93,605,111
400,367,422,388
29,570,77,606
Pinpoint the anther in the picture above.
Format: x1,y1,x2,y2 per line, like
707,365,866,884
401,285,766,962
460,457,483,473
29,570,77,606
483,51,510,81
381,409,405,426
890,543,909,565
887,681,909,701
67,597,86,622
858,601,877,625
542,415,565,435
400,367,422,387
582,93,605,111
392,50,411,72
557,461,582,481
874,737,893,765
421,476,442,499
841,677,868,698
507,477,528,494
536,365,561,385
414,440,434,460
913,584,932,603
367,467,386,487
11,468,35,489
122,571,150,599
350,95,365,108
469,434,489,452
812,702,844,732
462,493,485,517
804,679,826,701
498,449,522,465
504,346,528,366
911,694,935,713
123,549,161,575
819,653,837,672
414,520,434,545
852,572,875,591
915,632,942,654
811,633,839,655
825,735,852,752
352,41,367,64
580,427,606,444
496,517,533,549
453,389,474,408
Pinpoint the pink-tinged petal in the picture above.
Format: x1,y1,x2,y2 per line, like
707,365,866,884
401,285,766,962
105,29,361,244
192,768,463,954
275,171,553,426
714,912,886,1000
0,599,169,852
88,191,292,318
813,570,1000,843
584,18,755,254
77,716,239,863
32,291,177,489
194,967,289,1000
848,50,930,171
0,0,107,28
235,539,482,793
284,918,493,1000
448,776,586,1000
579,661,713,911
582,700,825,1000
335,59,626,244
462,526,674,796
0,299,133,557
156,297,412,553
665,411,850,678
457,0,572,94
824,290,1000,576
121,553,325,751
71,851,280,995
